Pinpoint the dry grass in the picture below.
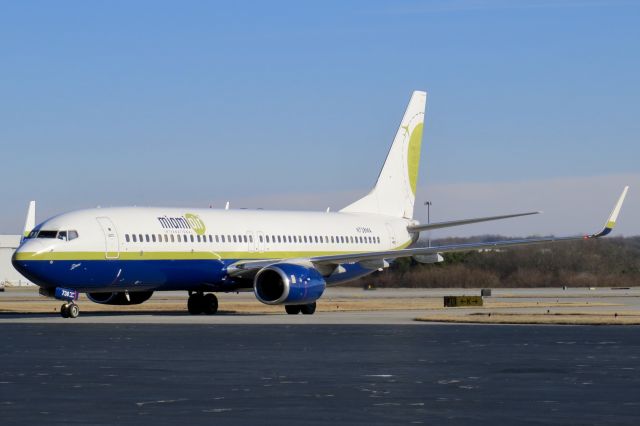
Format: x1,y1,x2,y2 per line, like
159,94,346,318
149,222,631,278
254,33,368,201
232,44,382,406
0,288,618,316
0,293,445,314
415,312,640,325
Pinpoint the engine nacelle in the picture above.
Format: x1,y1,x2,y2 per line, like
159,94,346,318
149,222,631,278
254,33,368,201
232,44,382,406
254,263,326,305
87,291,154,305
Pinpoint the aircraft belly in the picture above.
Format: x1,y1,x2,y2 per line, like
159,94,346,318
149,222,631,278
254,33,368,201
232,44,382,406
16,259,230,292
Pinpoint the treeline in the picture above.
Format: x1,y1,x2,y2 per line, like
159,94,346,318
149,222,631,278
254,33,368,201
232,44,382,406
357,236,640,288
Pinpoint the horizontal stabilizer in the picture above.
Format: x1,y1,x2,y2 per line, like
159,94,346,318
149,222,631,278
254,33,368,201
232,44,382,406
407,211,541,233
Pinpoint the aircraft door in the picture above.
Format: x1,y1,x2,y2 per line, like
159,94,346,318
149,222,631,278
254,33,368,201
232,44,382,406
96,217,120,259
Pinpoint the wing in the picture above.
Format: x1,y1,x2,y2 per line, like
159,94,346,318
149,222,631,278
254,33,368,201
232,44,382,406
227,186,628,278
407,211,540,232
311,186,629,267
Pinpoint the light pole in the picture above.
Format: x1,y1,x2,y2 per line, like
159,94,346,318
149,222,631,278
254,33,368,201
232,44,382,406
424,201,432,247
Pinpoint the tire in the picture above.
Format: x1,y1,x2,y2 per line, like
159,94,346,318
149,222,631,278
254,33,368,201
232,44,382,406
202,294,218,315
187,294,203,315
300,302,316,315
285,305,301,315
60,304,70,318
68,304,80,318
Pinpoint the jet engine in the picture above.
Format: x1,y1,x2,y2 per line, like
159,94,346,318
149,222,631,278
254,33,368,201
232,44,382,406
254,263,326,305
87,291,154,305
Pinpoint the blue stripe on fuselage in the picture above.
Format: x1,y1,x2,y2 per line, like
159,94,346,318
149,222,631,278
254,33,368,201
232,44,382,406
14,259,375,292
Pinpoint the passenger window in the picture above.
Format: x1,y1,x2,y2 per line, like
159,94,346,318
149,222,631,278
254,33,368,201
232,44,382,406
266,235,270,243
215,235,219,243
190,235,194,242
170,235,175,242
132,234,137,242
125,234,130,242
243,235,248,243
144,235,149,242
221,235,225,243
196,235,201,242
209,235,213,243
330,236,334,243
232,235,237,243
303,236,307,243
259,235,263,243
152,235,156,243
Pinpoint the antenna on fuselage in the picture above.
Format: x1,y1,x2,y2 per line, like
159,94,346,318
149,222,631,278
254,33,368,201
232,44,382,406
225,201,230,210
326,207,331,212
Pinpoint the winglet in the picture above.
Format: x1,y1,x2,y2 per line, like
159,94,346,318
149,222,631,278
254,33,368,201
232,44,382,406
589,186,629,238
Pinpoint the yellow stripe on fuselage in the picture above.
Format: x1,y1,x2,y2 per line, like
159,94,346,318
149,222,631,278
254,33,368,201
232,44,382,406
14,240,413,262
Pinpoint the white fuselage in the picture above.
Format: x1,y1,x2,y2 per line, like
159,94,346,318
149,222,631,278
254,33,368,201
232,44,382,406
13,207,415,292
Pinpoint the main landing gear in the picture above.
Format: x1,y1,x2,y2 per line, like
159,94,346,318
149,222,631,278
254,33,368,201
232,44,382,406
285,302,316,315
187,292,219,315
60,302,80,319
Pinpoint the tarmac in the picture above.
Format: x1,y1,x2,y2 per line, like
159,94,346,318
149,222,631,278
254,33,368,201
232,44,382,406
1,287,640,424
1,323,639,425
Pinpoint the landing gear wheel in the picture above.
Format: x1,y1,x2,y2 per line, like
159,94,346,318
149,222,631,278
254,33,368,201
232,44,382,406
203,294,219,315
188,293,204,315
300,302,316,315
285,305,301,315
60,303,70,318
68,303,80,318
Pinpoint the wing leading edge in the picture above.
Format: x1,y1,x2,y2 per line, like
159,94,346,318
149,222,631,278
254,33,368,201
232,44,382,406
407,211,540,233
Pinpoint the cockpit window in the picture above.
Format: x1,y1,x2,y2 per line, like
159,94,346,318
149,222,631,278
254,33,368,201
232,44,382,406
29,230,79,241
37,230,58,239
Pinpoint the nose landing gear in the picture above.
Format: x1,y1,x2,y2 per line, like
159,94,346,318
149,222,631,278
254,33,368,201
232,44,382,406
60,302,80,318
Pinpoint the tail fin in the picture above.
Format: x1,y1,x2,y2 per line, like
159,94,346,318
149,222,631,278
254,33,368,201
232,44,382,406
341,91,427,218
22,201,36,241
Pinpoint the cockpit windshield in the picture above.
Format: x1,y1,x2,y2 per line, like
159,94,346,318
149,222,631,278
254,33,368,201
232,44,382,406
27,230,79,241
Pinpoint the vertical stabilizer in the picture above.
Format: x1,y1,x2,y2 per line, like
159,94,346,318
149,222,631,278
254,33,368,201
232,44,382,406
341,91,427,218
22,201,36,239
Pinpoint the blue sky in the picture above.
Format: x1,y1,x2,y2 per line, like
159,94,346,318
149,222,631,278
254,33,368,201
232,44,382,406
1,0,638,235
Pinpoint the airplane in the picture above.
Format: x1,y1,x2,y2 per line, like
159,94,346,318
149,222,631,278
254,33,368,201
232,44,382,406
12,91,629,318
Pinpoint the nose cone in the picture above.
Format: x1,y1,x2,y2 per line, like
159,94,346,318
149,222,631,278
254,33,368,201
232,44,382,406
12,240,49,287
